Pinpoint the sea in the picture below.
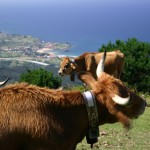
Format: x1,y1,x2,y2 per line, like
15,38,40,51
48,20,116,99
0,1,150,57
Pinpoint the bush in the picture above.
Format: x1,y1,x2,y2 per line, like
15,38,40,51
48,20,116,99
99,38,150,93
19,68,62,89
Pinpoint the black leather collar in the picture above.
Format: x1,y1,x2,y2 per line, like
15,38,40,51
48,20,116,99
82,91,99,148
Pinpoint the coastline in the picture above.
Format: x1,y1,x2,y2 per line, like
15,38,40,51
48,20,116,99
0,32,76,58
36,48,74,57
0,32,99,58
37,48,55,54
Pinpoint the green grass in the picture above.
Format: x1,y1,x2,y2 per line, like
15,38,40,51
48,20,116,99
76,98,150,150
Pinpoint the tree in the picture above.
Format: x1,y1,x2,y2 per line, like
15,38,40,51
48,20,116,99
98,38,150,93
19,68,62,89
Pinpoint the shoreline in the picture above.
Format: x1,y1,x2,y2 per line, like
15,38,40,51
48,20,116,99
36,48,77,58
36,48,55,54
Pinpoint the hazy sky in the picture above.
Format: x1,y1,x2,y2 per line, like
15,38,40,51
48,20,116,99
0,0,150,51
0,0,149,4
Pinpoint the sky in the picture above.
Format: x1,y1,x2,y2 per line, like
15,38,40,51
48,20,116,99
0,0,150,53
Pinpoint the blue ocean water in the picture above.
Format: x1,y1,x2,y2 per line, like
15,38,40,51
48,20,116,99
0,1,150,56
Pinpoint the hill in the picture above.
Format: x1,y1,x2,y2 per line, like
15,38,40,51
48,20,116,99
0,32,71,58
0,32,78,87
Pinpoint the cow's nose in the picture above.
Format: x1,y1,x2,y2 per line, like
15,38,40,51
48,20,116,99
58,70,63,76
58,72,62,75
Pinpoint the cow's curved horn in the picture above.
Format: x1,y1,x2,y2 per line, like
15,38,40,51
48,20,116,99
112,94,130,105
0,76,9,86
56,56,63,60
96,49,107,78
70,59,77,66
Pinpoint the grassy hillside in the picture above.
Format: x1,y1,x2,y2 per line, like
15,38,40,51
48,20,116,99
77,98,150,150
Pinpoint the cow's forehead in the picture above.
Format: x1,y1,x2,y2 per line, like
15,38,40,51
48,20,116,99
61,57,70,65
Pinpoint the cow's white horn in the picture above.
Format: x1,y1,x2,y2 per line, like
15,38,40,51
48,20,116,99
56,56,63,60
70,59,76,64
96,49,106,78
112,94,130,105
0,76,9,86
96,58,104,77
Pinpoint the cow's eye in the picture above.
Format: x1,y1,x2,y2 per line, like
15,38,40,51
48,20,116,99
65,64,69,68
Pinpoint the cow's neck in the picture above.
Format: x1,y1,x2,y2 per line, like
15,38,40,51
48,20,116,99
74,58,86,72
58,90,89,140
82,91,100,147
61,91,99,146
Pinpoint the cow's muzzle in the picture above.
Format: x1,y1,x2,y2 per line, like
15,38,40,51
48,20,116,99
58,70,64,76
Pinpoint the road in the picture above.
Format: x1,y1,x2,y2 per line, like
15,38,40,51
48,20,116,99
0,58,49,66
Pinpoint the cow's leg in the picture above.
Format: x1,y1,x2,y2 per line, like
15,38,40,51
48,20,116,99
116,61,124,79
85,54,96,72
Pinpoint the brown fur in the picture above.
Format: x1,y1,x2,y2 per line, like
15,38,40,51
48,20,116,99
58,50,124,81
0,71,146,150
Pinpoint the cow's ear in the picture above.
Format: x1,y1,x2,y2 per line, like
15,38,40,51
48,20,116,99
71,63,77,69
78,71,97,90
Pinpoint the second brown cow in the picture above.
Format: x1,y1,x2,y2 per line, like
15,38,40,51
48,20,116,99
58,50,124,82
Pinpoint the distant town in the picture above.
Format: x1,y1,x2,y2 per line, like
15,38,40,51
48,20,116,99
0,32,71,59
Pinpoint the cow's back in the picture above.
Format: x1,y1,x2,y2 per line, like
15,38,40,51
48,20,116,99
0,83,87,150
84,51,124,78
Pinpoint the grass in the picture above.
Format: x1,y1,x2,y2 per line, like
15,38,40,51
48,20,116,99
76,97,150,150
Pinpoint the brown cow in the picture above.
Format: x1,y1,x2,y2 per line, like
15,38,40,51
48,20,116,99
58,50,124,81
0,51,146,150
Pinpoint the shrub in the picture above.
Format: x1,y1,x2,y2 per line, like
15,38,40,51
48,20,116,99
19,68,62,89
99,38,150,93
